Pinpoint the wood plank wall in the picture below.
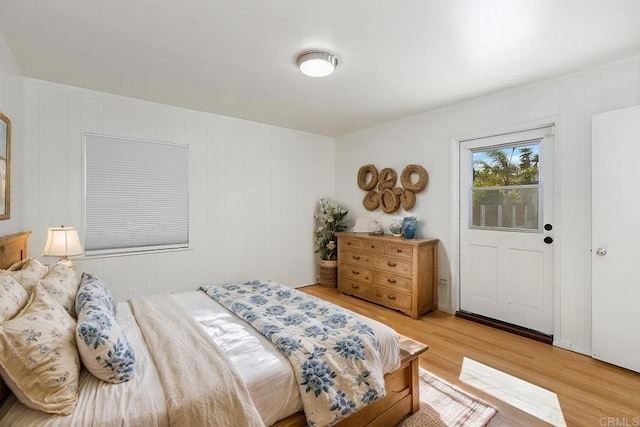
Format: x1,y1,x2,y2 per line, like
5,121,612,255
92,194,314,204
22,79,335,301
335,56,640,356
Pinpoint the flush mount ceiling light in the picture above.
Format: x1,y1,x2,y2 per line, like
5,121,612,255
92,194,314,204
296,50,338,77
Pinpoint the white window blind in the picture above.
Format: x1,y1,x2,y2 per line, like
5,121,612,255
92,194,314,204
84,134,189,255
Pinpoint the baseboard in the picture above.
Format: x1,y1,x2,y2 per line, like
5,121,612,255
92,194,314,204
455,310,553,345
436,304,454,315
553,338,572,350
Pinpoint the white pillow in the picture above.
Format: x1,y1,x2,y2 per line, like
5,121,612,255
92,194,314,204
0,272,28,322
0,285,80,414
39,263,80,318
7,258,48,293
0,273,29,404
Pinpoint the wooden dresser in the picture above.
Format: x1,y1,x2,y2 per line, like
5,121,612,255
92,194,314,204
336,232,438,319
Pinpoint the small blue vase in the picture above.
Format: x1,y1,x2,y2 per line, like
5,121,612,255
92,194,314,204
402,216,418,239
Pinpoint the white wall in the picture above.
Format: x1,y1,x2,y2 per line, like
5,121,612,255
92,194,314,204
22,78,335,302
335,56,640,355
0,29,23,236
6,20,640,355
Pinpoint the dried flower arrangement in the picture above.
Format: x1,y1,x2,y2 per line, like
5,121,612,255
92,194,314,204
313,198,348,260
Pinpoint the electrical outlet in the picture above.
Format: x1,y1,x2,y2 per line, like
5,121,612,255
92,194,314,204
439,279,448,288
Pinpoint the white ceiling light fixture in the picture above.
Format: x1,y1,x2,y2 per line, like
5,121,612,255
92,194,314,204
296,50,338,77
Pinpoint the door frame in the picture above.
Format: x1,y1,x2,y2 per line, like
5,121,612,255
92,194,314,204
450,117,565,347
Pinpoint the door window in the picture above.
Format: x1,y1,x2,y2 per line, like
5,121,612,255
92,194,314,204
471,141,540,231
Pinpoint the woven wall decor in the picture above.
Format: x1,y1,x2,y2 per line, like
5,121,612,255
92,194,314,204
380,189,400,213
400,188,416,210
363,190,380,210
358,164,428,213
357,164,378,191
400,164,428,192
377,168,397,190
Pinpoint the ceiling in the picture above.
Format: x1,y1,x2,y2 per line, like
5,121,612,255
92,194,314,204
1,1,639,137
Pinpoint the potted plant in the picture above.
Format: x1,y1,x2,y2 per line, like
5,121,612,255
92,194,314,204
313,198,348,287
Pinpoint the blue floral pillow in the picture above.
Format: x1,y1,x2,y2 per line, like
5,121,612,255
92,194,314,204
75,273,116,316
75,273,135,384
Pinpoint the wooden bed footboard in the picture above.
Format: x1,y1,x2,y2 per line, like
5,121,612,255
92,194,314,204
273,335,428,427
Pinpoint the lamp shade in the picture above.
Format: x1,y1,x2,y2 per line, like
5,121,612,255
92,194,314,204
296,51,338,77
42,226,84,257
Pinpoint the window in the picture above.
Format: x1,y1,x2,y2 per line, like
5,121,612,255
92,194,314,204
84,134,189,255
471,140,540,230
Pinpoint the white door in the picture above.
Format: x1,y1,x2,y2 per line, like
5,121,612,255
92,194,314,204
459,127,554,335
592,106,640,373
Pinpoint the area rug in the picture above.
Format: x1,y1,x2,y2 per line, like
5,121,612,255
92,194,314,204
397,368,497,427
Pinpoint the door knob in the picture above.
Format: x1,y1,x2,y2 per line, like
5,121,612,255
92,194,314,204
595,248,607,256
544,224,553,231
544,236,553,244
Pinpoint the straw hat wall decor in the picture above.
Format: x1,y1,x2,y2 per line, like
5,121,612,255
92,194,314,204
357,164,428,213
357,164,378,191
400,164,428,192
377,168,397,190
363,190,381,210
380,189,400,213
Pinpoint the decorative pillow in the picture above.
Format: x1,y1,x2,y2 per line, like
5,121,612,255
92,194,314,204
0,273,28,405
7,258,48,293
0,285,80,415
75,273,116,316
39,263,80,318
49,257,76,273
76,306,135,383
0,272,29,322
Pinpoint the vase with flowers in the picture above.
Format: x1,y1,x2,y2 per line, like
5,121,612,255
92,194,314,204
313,198,349,287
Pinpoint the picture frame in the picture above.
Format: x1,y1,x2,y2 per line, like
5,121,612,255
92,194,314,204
0,110,10,220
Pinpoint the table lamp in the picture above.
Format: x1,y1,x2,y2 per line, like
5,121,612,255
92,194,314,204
42,225,84,261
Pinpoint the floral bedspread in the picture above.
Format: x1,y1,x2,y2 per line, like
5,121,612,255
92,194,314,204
199,280,386,427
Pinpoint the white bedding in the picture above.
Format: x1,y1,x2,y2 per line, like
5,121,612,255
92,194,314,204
0,290,400,427
0,297,168,427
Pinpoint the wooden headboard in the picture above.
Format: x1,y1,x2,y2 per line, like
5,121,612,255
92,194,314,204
0,231,31,269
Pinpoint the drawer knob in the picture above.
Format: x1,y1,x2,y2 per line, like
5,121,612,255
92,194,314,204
387,261,397,267
397,248,402,253
352,270,360,275
387,294,396,300
351,284,359,289
371,245,375,248
353,255,360,260
387,278,397,284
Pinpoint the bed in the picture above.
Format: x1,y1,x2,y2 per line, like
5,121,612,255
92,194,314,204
0,231,427,426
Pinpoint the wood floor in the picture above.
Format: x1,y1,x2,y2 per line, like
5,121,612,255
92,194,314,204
301,285,640,427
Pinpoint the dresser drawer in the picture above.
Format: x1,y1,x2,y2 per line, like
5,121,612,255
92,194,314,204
336,232,439,319
341,250,374,268
373,287,412,312
374,271,413,293
385,243,413,260
339,264,373,283
341,238,363,251
339,279,373,299
375,256,413,276
361,240,385,254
